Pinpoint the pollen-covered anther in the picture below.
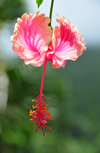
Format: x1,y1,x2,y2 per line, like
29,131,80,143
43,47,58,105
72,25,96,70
48,115,52,120
32,99,35,102
44,107,48,110
29,110,33,116
48,111,50,115
42,94,49,99
32,105,36,109
30,119,33,123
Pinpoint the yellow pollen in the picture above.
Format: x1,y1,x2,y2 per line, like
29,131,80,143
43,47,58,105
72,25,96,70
46,105,49,107
32,105,35,109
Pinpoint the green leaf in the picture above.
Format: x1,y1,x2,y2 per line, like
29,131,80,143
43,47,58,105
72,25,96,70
36,0,43,8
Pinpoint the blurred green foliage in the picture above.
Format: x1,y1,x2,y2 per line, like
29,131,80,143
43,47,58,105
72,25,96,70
0,0,100,153
0,0,25,21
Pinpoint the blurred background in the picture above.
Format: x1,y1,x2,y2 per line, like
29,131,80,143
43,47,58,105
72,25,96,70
0,0,100,153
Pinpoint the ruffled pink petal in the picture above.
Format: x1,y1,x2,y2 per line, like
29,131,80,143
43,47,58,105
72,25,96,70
24,53,45,67
11,12,52,66
52,56,67,68
48,14,86,68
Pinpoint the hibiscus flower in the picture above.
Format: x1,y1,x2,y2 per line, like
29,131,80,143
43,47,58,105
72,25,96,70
11,12,86,136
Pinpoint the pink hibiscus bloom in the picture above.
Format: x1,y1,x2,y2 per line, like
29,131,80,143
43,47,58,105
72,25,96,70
11,12,86,136
11,12,86,68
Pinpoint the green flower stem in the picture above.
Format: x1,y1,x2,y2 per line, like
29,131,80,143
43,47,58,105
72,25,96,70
49,0,54,26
